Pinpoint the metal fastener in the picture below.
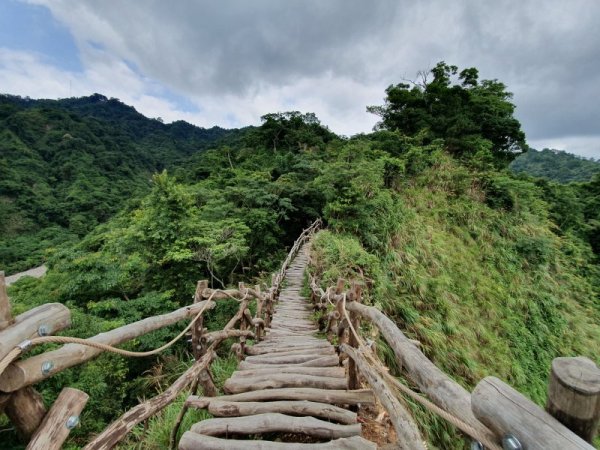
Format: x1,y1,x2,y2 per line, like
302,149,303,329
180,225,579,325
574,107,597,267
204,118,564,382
502,435,523,450
38,324,50,336
17,339,32,351
65,415,80,429
41,361,54,376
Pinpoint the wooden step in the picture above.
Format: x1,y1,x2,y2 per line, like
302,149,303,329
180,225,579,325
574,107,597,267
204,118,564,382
180,433,376,449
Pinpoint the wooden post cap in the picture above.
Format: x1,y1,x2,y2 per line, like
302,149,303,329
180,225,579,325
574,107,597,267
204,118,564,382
551,357,600,395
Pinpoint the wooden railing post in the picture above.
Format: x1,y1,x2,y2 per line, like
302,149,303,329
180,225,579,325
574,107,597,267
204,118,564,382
0,271,13,329
193,280,216,397
347,281,362,391
26,387,89,450
546,356,600,443
0,271,48,441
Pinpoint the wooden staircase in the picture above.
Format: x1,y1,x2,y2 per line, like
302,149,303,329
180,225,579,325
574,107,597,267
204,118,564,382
180,243,376,449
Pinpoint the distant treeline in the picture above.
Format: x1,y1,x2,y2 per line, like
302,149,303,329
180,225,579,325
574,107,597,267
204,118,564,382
511,147,600,183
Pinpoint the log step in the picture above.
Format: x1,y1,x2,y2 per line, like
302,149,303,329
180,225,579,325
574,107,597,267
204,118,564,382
180,433,376,449
190,413,361,439
223,373,347,394
186,398,357,424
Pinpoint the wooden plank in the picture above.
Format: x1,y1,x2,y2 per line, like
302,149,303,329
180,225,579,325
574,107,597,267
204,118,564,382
341,344,425,450
472,376,595,450
190,412,361,439
223,373,347,394
546,357,600,443
191,399,357,424
0,300,215,392
180,434,376,450
346,301,496,443
240,355,339,368
26,387,89,450
188,388,375,406
231,366,345,379
0,303,71,363
242,354,339,366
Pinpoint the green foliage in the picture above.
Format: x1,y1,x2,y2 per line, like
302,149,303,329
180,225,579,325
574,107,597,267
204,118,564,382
368,61,527,167
0,94,237,274
511,148,600,183
311,151,600,448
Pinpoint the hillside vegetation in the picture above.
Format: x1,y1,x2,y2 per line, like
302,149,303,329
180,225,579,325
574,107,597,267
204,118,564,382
511,147,600,183
2,64,600,449
0,93,236,274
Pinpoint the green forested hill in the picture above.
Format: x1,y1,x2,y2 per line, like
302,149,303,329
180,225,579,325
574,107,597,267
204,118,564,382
510,147,600,182
2,65,600,449
0,94,239,273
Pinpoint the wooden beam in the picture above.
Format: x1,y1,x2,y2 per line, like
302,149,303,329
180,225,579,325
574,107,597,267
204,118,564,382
341,344,425,450
179,433,376,450
472,376,594,450
26,387,89,450
345,301,496,443
0,303,71,363
0,300,215,392
189,412,361,439
546,357,600,443
188,388,374,406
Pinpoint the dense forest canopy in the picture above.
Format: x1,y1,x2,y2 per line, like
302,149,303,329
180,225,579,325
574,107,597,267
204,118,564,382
0,93,240,274
1,63,599,449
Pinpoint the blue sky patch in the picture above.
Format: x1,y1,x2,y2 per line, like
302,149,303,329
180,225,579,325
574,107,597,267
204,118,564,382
0,0,82,72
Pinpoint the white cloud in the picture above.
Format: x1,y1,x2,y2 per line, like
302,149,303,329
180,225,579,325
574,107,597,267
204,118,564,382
6,0,600,158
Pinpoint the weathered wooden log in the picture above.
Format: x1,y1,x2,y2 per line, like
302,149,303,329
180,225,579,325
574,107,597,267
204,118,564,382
244,353,338,366
232,366,345,379
245,348,335,359
26,387,89,450
180,433,375,450
190,412,361,439
346,284,362,391
246,343,331,355
546,357,600,443
346,301,495,443
0,271,12,330
83,352,213,450
191,281,208,360
0,303,71,363
188,388,374,406
341,344,424,449
224,373,347,394
4,386,47,440
198,368,217,397
240,355,339,368
192,399,357,424
205,329,254,345
0,300,215,392
472,376,594,450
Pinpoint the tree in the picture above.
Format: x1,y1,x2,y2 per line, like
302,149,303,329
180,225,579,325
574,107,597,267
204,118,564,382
368,62,527,167
251,111,335,152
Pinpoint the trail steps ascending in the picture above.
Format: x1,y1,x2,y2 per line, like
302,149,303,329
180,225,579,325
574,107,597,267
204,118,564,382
180,243,376,449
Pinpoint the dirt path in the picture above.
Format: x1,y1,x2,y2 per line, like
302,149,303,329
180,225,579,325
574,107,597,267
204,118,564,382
5,265,47,286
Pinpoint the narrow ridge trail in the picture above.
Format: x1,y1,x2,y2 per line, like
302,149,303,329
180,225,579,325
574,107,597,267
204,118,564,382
180,243,377,449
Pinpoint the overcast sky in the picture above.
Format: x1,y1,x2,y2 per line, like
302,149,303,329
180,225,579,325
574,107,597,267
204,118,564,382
1,0,599,158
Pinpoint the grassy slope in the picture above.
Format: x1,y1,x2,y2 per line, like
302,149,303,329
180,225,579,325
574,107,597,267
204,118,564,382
311,151,600,448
